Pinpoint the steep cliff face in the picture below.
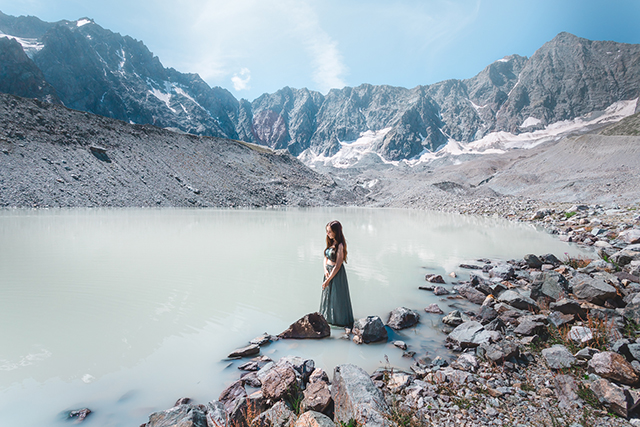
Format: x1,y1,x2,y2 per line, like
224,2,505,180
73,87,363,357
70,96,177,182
1,12,639,163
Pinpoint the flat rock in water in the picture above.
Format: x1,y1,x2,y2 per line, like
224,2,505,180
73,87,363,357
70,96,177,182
387,307,420,330
278,312,330,339
392,340,408,350
332,364,393,427
352,316,388,343
425,274,445,283
588,351,639,385
250,333,272,346
228,344,260,359
68,408,91,422
433,286,449,295
542,345,576,370
424,303,444,314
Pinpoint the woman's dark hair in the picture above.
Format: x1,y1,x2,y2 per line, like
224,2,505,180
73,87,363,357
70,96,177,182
325,220,347,262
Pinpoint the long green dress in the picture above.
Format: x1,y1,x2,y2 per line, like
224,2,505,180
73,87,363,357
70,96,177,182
320,247,354,327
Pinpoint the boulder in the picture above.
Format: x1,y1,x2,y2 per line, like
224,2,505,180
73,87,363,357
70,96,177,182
432,286,449,295
279,356,315,383
619,229,640,245
278,312,330,339
571,273,617,305
575,347,600,360
250,333,273,346
308,368,330,385
451,353,479,372
590,379,632,418
524,254,543,269
568,326,594,344
205,401,229,427
497,290,539,312
261,362,299,401
228,344,260,359
301,381,332,414
549,299,587,319
454,284,486,304
332,364,393,427
490,264,515,280
424,304,444,314
540,253,561,266
478,341,519,364
588,352,639,385
554,375,580,409
542,345,575,370
352,316,388,343
447,321,485,349
514,317,547,336
251,401,296,427
479,304,498,324
530,271,570,302
610,249,640,267
295,411,336,427
219,380,247,414
425,274,445,283
547,311,574,328
628,343,640,362
442,310,466,327
387,307,420,330
241,372,262,388
147,405,207,427
68,408,91,422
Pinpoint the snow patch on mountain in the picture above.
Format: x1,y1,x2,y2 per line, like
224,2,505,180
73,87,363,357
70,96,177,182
299,128,394,168
76,19,92,27
0,33,44,58
148,87,177,113
521,117,541,128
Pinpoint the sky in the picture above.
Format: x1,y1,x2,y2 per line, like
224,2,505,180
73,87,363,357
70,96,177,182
1,0,639,101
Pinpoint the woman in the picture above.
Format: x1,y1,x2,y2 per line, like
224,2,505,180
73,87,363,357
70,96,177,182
320,220,354,327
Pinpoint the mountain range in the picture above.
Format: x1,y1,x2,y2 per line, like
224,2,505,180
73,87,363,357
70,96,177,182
1,11,639,164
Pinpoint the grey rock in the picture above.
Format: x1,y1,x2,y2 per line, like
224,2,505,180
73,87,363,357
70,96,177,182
295,411,336,427
590,378,632,418
588,352,639,385
252,400,296,427
278,312,330,339
387,307,420,330
301,381,333,414
228,344,260,359
146,405,207,427
425,274,446,283
490,264,515,280
447,321,485,349
432,286,449,295
308,368,330,385
628,343,640,362
332,364,393,427
571,273,617,305
442,310,466,327
241,372,262,388
539,253,561,266
619,229,640,245
452,353,479,372
514,317,547,336
547,311,575,328
524,254,543,269
205,401,229,427
392,340,408,350
610,249,640,266
575,347,600,360
554,375,580,409
352,316,388,344
568,326,594,344
478,341,519,364
530,271,570,301
453,284,486,304
549,299,587,318
542,345,576,369
218,380,247,414
250,333,272,346
424,303,444,314
279,356,315,383
497,290,539,312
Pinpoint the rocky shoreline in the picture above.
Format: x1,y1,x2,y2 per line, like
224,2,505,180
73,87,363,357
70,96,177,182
91,202,638,427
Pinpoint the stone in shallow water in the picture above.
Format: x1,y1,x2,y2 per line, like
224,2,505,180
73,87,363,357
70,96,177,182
228,344,260,359
387,307,420,330
424,303,444,314
278,312,330,339
352,316,387,343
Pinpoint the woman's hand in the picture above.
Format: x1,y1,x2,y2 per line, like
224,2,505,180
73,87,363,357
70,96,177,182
322,280,329,290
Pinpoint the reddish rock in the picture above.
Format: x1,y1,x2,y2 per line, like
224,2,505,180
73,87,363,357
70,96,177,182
278,312,330,339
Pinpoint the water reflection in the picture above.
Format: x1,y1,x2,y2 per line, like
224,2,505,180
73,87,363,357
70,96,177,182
0,208,591,427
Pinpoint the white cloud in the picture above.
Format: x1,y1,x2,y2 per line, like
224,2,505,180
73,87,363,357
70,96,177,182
231,68,251,91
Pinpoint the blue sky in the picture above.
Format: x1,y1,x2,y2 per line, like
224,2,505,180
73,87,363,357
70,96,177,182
1,0,639,101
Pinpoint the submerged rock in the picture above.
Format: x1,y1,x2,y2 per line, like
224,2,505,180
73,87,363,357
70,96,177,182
228,344,260,359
